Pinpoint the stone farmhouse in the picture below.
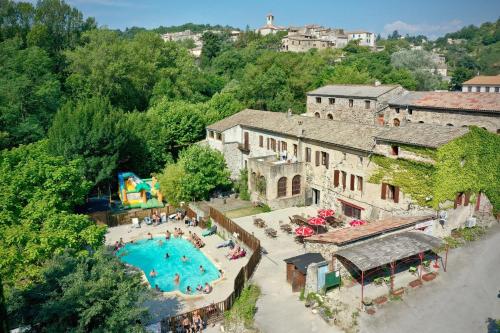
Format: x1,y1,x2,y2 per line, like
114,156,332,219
205,84,499,238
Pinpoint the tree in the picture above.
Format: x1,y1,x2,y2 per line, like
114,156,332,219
158,145,231,205
450,67,474,90
0,38,61,148
200,31,228,67
7,250,148,332
388,30,401,40
0,141,106,286
47,96,129,185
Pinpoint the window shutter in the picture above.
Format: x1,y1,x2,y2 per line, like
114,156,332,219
333,170,339,187
277,140,281,152
267,138,270,150
381,183,387,199
342,172,347,190
349,175,355,191
315,151,320,166
358,176,363,192
325,153,329,169
464,192,470,206
394,186,400,203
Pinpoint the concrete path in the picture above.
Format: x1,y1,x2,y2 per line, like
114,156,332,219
360,223,500,333
234,207,342,333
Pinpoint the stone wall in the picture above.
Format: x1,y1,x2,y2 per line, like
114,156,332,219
383,106,500,133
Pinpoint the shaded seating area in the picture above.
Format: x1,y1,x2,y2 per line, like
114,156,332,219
334,231,445,305
264,227,277,238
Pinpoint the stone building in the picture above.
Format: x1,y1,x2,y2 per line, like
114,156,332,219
462,75,500,93
282,34,335,52
384,91,500,133
282,25,348,52
347,31,375,47
255,13,286,36
305,84,405,125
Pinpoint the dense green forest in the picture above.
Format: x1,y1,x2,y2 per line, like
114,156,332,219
0,0,498,330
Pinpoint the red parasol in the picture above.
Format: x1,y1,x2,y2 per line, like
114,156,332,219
349,219,367,227
295,226,314,237
318,209,335,218
307,216,326,226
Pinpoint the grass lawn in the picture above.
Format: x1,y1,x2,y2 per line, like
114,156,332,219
224,206,270,219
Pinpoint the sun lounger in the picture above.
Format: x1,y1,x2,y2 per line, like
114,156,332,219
143,216,152,225
160,212,167,223
132,218,140,228
202,225,217,237
217,239,234,248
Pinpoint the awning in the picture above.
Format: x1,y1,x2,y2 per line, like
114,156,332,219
284,253,325,274
337,198,365,210
335,231,443,272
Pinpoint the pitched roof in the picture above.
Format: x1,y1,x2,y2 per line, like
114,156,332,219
305,215,435,246
463,75,500,86
207,109,469,151
335,231,443,271
375,123,469,148
284,253,325,274
307,84,400,98
389,91,500,113
207,109,380,152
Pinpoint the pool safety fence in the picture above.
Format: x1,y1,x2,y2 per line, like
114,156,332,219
160,207,262,332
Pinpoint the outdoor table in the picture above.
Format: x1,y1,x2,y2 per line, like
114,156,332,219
265,228,277,238
292,215,308,225
254,218,266,228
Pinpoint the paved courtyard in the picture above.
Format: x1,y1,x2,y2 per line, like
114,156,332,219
105,220,248,323
233,207,343,333
360,222,500,333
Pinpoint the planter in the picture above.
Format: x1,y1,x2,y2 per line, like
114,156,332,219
373,296,388,305
391,287,405,296
409,279,423,288
422,272,437,282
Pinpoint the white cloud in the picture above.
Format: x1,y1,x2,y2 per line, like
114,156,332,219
384,19,464,39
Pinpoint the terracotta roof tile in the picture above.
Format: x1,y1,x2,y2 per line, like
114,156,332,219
463,75,500,86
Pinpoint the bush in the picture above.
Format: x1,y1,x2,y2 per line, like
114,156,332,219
224,284,261,328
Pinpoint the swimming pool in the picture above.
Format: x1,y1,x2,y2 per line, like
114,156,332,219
116,237,220,294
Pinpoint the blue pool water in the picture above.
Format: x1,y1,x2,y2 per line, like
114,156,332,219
116,237,220,294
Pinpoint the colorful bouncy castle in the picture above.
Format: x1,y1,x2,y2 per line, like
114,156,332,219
118,172,164,209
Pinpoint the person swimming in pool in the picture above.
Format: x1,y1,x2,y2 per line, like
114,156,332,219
149,269,157,278
174,273,180,285
157,239,163,247
196,284,203,292
181,255,188,263
165,252,170,259
199,265,205,274
186,285,192,294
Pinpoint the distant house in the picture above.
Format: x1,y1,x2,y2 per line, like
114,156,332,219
347,31,375,47
255,13,286,36
282,25,348,52
462,75,500,93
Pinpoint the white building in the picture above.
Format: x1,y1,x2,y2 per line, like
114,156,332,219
347,31,375,48
255,13,287,36
462,75,500,93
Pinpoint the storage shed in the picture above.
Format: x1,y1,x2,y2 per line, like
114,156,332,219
284,253,325,292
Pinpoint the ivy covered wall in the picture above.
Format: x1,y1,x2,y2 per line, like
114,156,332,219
370,127,500,213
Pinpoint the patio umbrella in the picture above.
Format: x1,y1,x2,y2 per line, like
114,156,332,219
295,226,314,237
308,216,326,233
349,219,367,227
318,209,334,218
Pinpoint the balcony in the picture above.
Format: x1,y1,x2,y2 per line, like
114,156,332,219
237,143,250,154
249,155,303,179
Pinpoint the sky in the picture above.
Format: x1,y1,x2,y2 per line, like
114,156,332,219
45,0,500,38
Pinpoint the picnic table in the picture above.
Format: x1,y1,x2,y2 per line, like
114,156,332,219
265,228,277,238
253,218,266,228
280,224,293,234
290,215,308,225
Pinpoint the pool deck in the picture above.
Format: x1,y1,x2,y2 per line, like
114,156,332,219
105,220,248,321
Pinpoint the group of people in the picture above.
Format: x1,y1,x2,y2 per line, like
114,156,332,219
181,311,204,333
112,237,126,252
186,282,212,295
187,231,205,248
226,244,246,260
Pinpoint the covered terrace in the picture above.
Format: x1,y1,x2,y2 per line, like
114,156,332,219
334,231,446,305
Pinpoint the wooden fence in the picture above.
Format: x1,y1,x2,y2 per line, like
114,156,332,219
88,205,190,227
160,207,262,332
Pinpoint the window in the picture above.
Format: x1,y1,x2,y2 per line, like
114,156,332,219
395,107,400,114
476,86,480,92
333,170,340,187
209,131,214,138
391,145,399,156
365,100,370,109
314,112,320,118
486,87,490,92
216,132,222,140
293,144,297,156
259,135,263,147
281,142,287,152
292,175,301,195
315,97,322,103
349,99,354,107
315,151,320,166
467,86,472,92
305,148,311,162
341,171,347,190
277,177,287,198
266,138,270,150
329,98,335,105
381,183,399,203
321,152,329,168
408,109,413,115
350,174,355,191
393,118,400,127
271,138,276,151
495,87,499,92
342,203,361,219
243,132,249,149
357,176,363,192
327,114,333,120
